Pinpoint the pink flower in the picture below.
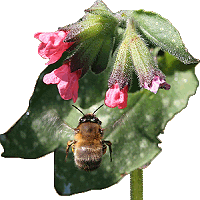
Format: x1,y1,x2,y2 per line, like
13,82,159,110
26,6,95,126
143,75,171,94
34,31,73,65
43,63,81,102
105,83,128,109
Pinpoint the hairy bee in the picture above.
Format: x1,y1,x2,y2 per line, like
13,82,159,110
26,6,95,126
66,104,112,171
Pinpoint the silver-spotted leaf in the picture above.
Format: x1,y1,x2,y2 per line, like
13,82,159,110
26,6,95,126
0,51,198,195
132,10,199,64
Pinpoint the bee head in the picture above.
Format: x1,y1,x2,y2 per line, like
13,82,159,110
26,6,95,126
79,114,102,125
72,104,104,126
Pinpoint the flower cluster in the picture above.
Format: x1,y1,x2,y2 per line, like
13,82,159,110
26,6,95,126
35,1,172,108
34,31,81,103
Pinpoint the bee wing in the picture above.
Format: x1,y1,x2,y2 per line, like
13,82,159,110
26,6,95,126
62,121,75,131
102,113,127,136
61,121,77,141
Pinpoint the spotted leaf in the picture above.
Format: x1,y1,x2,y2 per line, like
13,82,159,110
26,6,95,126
132,10,199,64
0,52,198,195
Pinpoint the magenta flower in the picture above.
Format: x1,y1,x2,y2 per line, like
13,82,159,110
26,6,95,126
143,75,171,94
105,83,128,109
43,63,81,102
34,31,73,65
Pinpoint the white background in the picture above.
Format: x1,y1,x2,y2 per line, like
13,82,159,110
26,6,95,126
0,0,200,199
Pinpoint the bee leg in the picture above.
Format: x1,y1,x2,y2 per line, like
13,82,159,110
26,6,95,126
65,140,76,162
102,144,107,155
103,140,112,162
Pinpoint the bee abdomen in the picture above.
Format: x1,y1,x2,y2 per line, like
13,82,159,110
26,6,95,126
74,146,102,171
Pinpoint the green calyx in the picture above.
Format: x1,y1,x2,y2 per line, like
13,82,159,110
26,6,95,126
109,18,160,90
62,0,118,42
108,26,134,90
127,19,160,87
59,1,118,75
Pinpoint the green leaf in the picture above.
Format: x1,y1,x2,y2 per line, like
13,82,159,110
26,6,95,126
0,52,198,195
132,10,199,64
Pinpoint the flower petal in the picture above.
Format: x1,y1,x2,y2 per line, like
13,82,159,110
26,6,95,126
46,51,64,65
105,83,128,109
35,31,73,65
43,71,60,84
143,75,170,94
43,63,80,102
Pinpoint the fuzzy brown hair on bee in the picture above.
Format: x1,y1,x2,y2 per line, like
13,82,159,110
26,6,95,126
65,104,112,171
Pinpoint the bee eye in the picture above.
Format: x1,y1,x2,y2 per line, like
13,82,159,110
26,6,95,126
80,118,85,123
91,118,96,122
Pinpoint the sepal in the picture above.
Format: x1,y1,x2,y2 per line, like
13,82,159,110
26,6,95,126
108,33,133,90
59,1,118,74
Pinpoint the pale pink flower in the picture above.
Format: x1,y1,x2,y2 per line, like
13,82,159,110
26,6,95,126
143,75,170,94
34,31,73,65
43,63,81,102
105,83,128,109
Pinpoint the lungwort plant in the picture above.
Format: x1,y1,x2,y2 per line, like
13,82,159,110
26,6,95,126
0,1,199,199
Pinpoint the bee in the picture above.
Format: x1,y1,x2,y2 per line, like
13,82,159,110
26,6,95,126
66,104,112,171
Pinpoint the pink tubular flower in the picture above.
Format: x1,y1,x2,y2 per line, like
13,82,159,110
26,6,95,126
34,31,73,65
105,83,128,109
43,63,81,103
143,75,171,94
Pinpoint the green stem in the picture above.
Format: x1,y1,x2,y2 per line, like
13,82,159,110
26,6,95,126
130,169,143,200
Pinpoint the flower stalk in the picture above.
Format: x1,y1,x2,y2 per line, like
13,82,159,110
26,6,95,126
130,169,143,200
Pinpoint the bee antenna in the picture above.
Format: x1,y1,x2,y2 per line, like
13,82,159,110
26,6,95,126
72,105,85,116
93,104,104,114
